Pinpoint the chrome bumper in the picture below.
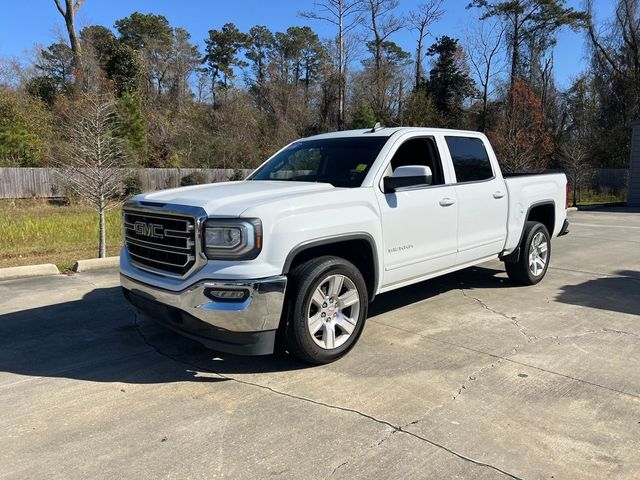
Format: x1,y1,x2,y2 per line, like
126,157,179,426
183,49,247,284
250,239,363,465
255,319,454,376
121,274,287,355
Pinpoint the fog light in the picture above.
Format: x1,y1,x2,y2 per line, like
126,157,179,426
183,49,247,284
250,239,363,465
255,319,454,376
205,288,249,302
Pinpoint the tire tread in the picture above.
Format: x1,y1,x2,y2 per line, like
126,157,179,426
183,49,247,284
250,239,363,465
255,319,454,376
284,255,368,364
505,221,550,286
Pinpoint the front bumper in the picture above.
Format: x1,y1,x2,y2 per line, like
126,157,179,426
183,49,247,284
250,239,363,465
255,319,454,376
121,274,287,355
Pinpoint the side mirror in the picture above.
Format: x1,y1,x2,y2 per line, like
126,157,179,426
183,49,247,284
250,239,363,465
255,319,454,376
383,166,433,193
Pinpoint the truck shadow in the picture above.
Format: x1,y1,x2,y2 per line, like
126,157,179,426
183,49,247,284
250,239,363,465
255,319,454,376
0,285,314,384
555,270,640,316
369,265,511,317
0,265,512,384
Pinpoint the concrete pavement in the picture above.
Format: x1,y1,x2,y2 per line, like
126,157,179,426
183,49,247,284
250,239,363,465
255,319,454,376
1,210,639,479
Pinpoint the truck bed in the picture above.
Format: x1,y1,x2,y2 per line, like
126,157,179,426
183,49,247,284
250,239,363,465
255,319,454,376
502,172,568,254
502,170,565,178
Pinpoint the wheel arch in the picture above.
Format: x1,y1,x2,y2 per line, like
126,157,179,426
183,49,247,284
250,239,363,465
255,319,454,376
527,201,555,236
282,233,379,301
502,200,555,263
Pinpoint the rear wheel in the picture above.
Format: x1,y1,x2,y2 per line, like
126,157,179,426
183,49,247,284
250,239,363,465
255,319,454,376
284,256,368,364
505,221,551,285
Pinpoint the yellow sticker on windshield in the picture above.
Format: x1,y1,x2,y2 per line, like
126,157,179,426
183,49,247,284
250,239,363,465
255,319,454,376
355,163,367,172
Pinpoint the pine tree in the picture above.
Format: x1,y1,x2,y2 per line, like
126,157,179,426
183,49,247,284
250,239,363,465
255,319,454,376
424,36,475,127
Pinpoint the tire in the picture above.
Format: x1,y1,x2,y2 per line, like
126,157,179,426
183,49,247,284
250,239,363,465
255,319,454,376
505,221,551,286
283,256,368,365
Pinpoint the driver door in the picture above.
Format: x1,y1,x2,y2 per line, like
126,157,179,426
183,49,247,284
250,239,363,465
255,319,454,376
375,135,459,289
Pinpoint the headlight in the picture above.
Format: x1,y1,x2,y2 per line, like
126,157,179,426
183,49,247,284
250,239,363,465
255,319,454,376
203,218,262,260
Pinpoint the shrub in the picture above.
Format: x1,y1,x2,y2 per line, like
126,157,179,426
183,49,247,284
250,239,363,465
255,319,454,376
229,169,245,181
180,171,207,186
123,173,143,197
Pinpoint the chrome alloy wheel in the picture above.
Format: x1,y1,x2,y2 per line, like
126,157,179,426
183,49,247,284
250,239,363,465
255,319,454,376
528,231,549,277
307,274,360,350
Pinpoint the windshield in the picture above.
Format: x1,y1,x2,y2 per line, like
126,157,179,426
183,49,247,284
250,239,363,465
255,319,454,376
248,136,389,188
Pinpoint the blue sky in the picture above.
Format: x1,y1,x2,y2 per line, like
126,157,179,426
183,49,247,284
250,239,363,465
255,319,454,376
1,0,615,88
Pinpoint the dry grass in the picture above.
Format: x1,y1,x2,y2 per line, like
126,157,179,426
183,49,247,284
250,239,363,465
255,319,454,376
0,199,122,269
574,186,627,206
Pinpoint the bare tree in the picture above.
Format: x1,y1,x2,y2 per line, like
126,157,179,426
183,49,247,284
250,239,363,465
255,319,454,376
560,135,592,206
361,0,405,120
585,0,640,75
0,56,30,88
53,0,84,66
539,53,553,121
168,28,200,111
408,0,445,90
195,68,211,103
57,92,129,258
586,0,640,111
465,19,505,131
469,0,587,93
301,0,364,130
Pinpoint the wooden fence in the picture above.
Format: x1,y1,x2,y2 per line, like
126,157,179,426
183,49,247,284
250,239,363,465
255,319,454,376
0,167,631,199
0,168,253,199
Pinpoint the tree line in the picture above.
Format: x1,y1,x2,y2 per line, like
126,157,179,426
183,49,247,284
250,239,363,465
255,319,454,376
1,0,639,183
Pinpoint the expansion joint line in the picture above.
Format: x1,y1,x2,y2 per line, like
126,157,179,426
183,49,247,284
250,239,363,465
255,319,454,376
131,311,523,480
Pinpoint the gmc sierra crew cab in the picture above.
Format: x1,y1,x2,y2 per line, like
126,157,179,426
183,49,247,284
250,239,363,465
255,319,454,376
121,126,569,364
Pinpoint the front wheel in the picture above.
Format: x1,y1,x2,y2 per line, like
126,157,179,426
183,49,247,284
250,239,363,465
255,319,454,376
505,221,551,285
284,256,368,365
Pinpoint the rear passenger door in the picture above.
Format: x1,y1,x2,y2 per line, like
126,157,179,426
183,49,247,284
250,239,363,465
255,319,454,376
444,135,508,264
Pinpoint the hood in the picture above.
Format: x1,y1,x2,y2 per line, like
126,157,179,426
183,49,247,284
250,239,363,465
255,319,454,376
138,180,335,217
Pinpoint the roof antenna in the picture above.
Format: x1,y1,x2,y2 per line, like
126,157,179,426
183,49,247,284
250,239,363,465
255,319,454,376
370,122,384,133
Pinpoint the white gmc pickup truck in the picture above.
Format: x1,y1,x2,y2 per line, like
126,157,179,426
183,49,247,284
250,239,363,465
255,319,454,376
121,127,569,364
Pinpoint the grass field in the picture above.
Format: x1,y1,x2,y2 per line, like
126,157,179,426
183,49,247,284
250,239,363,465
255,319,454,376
0,188,630,271
572,186,627,206
0,199,122,270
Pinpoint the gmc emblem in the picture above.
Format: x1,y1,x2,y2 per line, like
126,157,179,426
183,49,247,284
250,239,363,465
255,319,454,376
134,221,164,239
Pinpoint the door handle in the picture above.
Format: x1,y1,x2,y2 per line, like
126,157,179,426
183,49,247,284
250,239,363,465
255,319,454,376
493,191,505,199
439,198,455,207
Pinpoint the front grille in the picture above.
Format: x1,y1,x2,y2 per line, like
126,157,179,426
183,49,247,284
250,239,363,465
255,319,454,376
124,210,196,276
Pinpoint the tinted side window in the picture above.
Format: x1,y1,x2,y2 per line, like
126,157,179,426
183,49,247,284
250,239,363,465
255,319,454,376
389,137,444,185
445,137,493,183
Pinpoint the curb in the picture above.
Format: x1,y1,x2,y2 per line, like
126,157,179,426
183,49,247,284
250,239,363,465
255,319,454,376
567,207,578,212
72,256,120,272
0,264,60,281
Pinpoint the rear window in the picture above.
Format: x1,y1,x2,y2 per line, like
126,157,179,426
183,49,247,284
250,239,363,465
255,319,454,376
445,137,493,183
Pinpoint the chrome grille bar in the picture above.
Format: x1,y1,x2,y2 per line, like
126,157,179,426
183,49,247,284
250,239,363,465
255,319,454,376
123,209,197,276
125,236,195,252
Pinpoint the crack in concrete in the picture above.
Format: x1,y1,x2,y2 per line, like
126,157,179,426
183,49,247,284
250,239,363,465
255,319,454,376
602,328,640,338
369,318,640,400
131,312,522,480
460,288,537,343
68,274,101,289
329,461,348,476
452,360,503,401
452,288,640,401
546,328,640,342
324,428,397,479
